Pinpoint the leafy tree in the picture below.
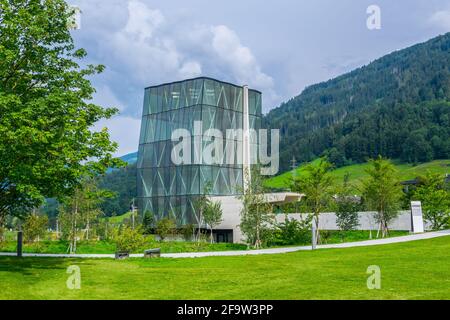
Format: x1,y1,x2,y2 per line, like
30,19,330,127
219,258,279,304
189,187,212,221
335,173,360,231
0,0,123,223
203,201,223,243
58,177,113,253
156,218,176,242
291,159,334,244
412,172,450,230
113,225,147,254
275,215,312,245
142,211,155,234
193,183,213,243
181,223,196,241
79,177,114,240
0,225,4,243
23,212,48,243
362,157,403,238
97,163,137,216
324,147,346,168
264,33,450,173
95,219,114,241
239,167,274,249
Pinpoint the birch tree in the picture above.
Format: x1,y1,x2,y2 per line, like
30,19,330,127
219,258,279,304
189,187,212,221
291,159,335,244
362,157,403,238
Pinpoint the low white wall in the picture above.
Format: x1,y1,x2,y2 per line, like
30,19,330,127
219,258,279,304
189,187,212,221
210,196,244,243
277,211,432,231
210,195,431,243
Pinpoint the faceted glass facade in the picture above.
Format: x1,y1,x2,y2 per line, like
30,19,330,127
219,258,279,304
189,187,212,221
137,77,262,225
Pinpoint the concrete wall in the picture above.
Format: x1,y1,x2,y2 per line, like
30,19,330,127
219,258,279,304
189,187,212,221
277,211,431,231
210,196,244,243
210,195,431,243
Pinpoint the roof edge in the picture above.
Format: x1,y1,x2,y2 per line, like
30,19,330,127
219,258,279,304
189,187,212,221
144,76,262,94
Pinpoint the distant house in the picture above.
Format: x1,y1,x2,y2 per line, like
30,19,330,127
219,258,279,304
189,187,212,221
401,174,450,192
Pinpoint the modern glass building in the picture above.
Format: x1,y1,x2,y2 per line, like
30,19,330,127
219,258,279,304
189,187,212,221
137,77,261,226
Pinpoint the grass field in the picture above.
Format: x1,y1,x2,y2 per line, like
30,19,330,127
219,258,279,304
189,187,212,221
0,231,408,254
0,236,449,300
0,239,247,254
265,159,450,190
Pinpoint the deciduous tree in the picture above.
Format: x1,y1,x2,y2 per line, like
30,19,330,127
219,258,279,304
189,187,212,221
335,173,360,231
239,167,274,249
0,0,122,223
23,211,49,243
203,201,223,243
413,172,450,230
362,157,403,238
291,159,335,244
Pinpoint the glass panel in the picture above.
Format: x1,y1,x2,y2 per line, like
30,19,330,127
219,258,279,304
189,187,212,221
156,86,163,113
171,83,181,110
249,91,257,115
203,79,216,106
149,88,158,114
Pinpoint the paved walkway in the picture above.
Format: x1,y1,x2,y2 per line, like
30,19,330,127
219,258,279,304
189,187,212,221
1,230,449,259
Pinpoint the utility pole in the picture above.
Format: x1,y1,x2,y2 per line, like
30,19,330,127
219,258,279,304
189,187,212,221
290,157,298,178
130,199,136,229
17,225,23,258
311,217,317,250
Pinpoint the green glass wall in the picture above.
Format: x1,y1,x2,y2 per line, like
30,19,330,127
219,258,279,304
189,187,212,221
137,77,262,225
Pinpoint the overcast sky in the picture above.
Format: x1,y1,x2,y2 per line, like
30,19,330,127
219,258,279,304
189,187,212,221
70,0,450,156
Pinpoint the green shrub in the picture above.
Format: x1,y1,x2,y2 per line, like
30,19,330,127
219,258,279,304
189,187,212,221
272,216,311,246
23,213,49,243
0,226,4,243
113,226,147,253
156,218,176,241
181,224,195,241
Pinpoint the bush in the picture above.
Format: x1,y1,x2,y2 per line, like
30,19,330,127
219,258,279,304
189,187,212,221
156,218,176,241
335,198,360,231
0,226,4,243
181,224,195,241
143,211,155,234
272,215,312,246
23,213,49,243
113,226,147,254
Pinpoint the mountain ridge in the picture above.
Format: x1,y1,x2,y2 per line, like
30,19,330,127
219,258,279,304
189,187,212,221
264,32,450,172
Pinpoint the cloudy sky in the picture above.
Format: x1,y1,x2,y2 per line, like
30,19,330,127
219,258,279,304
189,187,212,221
70,0,450,156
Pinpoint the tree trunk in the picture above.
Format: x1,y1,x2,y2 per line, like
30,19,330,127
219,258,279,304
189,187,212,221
315,213,321,245
86,219,90,241
210,228,214,244
72,200,78,254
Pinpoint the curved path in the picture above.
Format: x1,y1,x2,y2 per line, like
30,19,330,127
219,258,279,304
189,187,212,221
1,230,449,259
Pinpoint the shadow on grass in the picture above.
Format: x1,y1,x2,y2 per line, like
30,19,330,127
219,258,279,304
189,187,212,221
0,257,85,276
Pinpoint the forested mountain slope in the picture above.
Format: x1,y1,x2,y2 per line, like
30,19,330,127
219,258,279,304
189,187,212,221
264,33,450,173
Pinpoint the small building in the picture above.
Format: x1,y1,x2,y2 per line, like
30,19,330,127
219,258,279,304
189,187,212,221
210,193,304,243
137,77,265,242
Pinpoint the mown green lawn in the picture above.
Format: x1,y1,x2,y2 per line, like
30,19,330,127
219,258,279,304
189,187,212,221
265,159,450,190
0,239,247,254
0,236,449,300
0,231,408,254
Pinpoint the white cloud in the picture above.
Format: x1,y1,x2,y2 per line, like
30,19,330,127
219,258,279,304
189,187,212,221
83,0,275,100
178,61,202,79
94,116,142,157
210,25,274,90
76,0,278,154
124,0,165,41
92,84,125,111
430,9,450,31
